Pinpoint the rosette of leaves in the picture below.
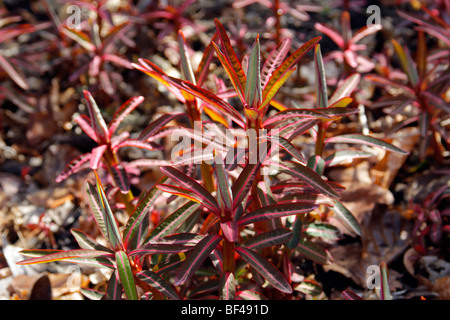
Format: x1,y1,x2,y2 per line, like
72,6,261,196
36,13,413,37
55,90,183,215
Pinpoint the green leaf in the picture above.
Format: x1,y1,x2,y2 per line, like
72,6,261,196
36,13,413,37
80,287,104,300
105,270,123,300
214,152,233,213
232,159,264,210
329,73,360,105
326,133,409,154
295,279,322,296
238,203,316,226
287,215,303,249
115,251,138,300
130,233,203,256
330,200,361,236
295,238,331,265
392,40,419,87
178,30,196,84
325,150,375,166
303,222,341,241
219,272,235,300
259,67,296,114
124,177,166,250
307,155,325,176
245,35,262,108
18,249,115,269
174,234,222,286
236,247,292,294
145,201,200,243
137,270,180,300
314,44,328,108
263,36,321,99
71,229,113,253
241,228,292,250
380,262,391,300
86,176,123,251
280,162,340,199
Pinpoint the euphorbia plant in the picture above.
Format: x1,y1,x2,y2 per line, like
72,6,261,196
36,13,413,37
366,31,449,161
17,18,410,301
315,11,382,75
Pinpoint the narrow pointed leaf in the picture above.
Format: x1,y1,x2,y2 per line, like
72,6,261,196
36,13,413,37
330,200,361,236
380,262,391,300
214,152,233,212
342,290,364,300
74,115,98,143
138,112,185,142
160,166,219,214
115,251,138,300
329,73,360,105
236,247,292,294
90,145,107,170
261,38,291,88
259,67,296,113
213,42,246,104
55,153,91,183
214,19,247,97
71,229,113,253
178,31,196,84
195,32,219,86
87,176,123,251
314,23,344,48
280,162,340,199
232,161,263,209
174,234,222,286
263,108,329,128
325,134,409,154
108,96,144,136
245,35,262,108
219,272,235,300
263,37,321,99
325,150,374,166
295,238,331,265
392,40,419,87
61,27,96,51
241,228,292,250
83,90,110,144
178,79,245,127
314,44,328,108
81,287,104,300
0,54,29,90
124,177,166,249
110,163,130,194
145,201,200,243
132,59,186,102
239,203,317,226
18,249,114,265
304,223,341,240
105,270,123,300
137,270,180,300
